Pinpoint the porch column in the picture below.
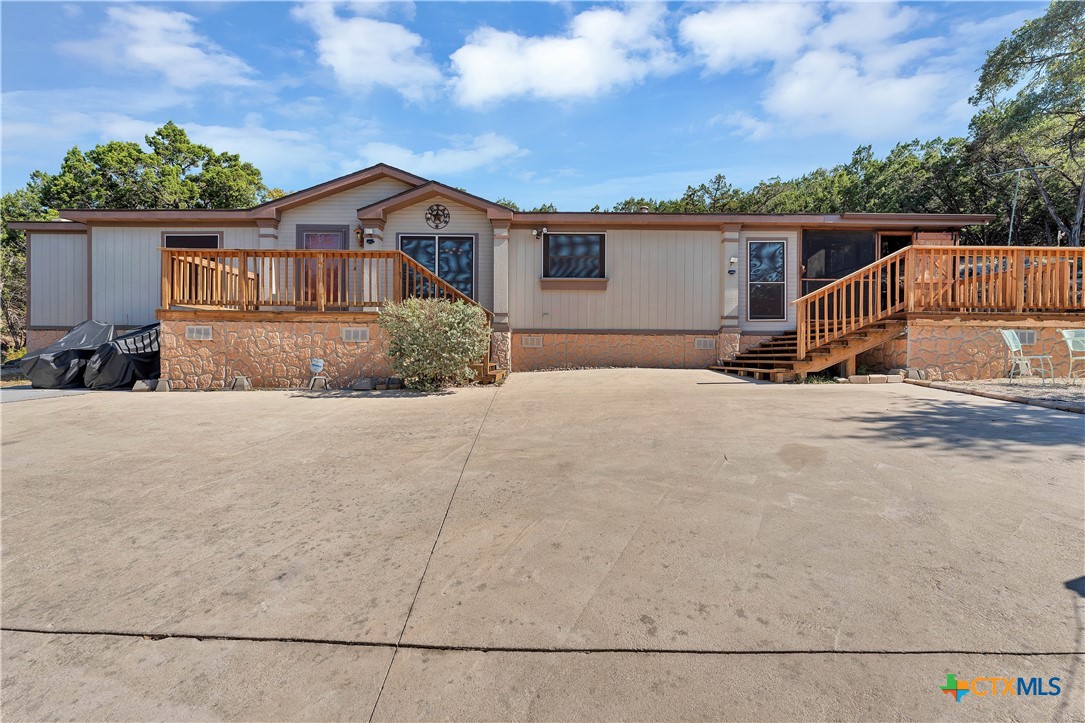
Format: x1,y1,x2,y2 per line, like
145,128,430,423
720,224,741,329
491,222,510,329
256,219,279,249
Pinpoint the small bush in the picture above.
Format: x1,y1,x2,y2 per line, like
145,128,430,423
378,298,490,391
3,347,26,364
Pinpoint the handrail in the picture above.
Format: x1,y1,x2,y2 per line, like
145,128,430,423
160,248,492,319
793,245,1085,359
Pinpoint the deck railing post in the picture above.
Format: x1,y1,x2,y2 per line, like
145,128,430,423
796,305,807,360
237,250,249,310
1014,247,1025,313
161,249,171,310
316,252,327,312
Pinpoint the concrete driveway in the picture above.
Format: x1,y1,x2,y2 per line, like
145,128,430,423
2,369,1083,721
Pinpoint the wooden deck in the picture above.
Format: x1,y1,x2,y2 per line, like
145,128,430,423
158,248,487,319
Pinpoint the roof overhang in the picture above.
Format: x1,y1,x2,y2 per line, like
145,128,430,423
508,212,996,230
357,181,515,223
7,221,88,232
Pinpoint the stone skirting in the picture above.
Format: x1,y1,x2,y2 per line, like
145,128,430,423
161,320,393,389
26,329,70,351
857,319,1083,381
511,332,723,372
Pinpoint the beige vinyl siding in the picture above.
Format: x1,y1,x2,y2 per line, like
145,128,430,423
278,178,412,250
384,198,495,311
29,233,88,327
737,230,799,333
91,226,259,326
508,228,720,331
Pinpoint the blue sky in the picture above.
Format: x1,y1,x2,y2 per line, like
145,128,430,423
1,1,1044,209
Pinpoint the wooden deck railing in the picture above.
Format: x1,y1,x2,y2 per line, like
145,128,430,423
160,248,490,318
795,246,1085,358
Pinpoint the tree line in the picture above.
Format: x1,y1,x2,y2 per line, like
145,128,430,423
1,2,1081,353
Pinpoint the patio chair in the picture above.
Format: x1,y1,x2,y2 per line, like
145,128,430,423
1059,329,1085,385
999,329,1054,384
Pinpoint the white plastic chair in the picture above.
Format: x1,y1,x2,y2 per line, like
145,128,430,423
1058,329,1085,385
999,329,1053,384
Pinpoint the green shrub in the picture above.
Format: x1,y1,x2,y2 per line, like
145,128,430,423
378,298,490,391
4,346,26,364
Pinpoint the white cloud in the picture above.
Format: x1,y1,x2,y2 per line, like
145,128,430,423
449,3,678,107
711,111,773,141
59,6,256,88
684,2,994,140
679,3,818,73
351,133,527,176
291,2,441,102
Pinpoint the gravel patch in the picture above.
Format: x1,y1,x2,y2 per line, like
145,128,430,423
937,377,1085,412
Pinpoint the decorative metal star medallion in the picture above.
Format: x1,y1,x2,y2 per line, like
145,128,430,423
425,204,450,229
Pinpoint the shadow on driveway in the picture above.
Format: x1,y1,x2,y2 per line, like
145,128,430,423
836,396,1084,457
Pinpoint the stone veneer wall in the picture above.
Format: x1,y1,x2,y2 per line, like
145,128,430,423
858,321,1081,381
161,320,393,389
26,329,70,351
490,329,511,370
511,332,723,372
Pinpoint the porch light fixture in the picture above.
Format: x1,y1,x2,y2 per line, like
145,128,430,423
354,224,364,246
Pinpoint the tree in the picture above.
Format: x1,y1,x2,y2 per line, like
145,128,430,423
970,1,1085,245
1,176,56,350
494,197,520,211
41,121,269,210
2,122,272,352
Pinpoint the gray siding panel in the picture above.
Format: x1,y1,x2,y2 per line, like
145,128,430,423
508,228,721,331
29,233,88,327
278,178,412,250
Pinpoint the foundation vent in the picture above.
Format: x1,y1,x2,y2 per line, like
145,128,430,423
185,325,213,341
341,327,370,343
521,335,543,348
694,337,716,350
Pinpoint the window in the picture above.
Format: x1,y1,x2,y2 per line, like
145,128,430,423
801,230,875,295
399,235,475,298
163,233,220,249
1016,329,1037,346
748,240,786,321
543,233,605,278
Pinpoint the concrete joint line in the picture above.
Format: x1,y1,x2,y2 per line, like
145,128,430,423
369,385,502,722
3,628,1082,657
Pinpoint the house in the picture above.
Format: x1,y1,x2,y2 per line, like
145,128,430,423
13,163,1084,388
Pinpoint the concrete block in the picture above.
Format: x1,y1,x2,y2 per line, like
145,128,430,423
886,374,904,383
905,368,924,380
230,375,253,391
834,377,850,384
868,374,888,384
131,380,156,392
351,377,376,391
387,377,403,390
849,375,869,384
154,379,171,392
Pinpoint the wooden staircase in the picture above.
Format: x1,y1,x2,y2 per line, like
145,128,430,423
709,322,906,382
469,358,508,385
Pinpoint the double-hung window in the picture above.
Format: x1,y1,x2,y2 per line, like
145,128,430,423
543,233,605,278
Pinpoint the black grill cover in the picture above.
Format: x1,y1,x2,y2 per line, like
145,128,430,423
84,323,161,390
20,320,115,389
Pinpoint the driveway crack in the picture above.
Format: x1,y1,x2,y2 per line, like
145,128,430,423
367,385,501,722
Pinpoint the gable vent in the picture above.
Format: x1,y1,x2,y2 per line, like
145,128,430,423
185,325,213,341
341,327,370,343
694,337,716,350
521,335,544,348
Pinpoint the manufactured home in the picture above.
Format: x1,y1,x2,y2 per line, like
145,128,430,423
14,163,1084,388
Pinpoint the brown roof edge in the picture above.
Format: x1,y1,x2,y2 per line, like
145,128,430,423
8,220,88,231
253,163,427,215
357,180,515,222
509,212,996,229
57,209,253,223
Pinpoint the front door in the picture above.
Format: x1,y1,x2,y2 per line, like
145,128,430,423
297,226,347,307
400,235,475,298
